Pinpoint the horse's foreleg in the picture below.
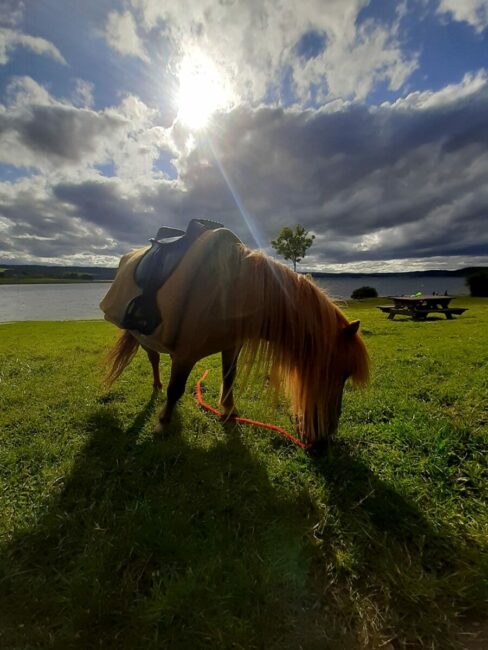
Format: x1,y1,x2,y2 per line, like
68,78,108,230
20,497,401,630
143,346,162,390
219,347,240,419
155,357,194,432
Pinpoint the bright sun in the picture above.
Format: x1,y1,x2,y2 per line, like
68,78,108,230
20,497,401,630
176,51,233,130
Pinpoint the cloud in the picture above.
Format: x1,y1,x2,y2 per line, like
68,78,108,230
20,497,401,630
1,73,488,269
12,105,124,162
0,79,127,171
288,11,418,103
157,76,488,266
53,178,169,242
113,0,418,105
0,175,124,264
104,10,149,62
387,70,488,110
0,78,173,178
0,1,25,28
0,0,65,66
106,95,172,180
437,0,488,33
72,79,95,108
0,27,67,65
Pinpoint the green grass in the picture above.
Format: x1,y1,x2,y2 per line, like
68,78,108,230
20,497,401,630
0,298,487,649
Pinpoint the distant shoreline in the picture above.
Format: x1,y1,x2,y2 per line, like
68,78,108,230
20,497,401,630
0,278,112,285
0,263,485,285
0,274,477,286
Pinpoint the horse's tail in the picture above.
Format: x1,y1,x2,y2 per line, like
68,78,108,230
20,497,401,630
104,330,140,387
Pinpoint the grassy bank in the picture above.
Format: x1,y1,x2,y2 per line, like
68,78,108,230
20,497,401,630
0,298,487,649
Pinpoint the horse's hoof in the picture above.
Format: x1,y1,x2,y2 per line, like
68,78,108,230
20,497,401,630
306,440,329,457
219,406,238,421
153,421,166,436
153,382,163,391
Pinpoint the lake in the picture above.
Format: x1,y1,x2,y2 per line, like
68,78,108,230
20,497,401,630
0,283,111,323
0,276,469,323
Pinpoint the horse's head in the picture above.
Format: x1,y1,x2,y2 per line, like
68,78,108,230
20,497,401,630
235,253,369,451
310,318,369,448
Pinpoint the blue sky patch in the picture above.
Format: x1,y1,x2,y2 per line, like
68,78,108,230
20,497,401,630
0,164,38,182
152,151,177,180
95,161,116,177
295,30,327,60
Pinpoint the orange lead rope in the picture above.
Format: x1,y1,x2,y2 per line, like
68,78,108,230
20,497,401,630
195,369,312,450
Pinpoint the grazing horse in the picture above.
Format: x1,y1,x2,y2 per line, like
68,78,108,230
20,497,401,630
101,228,369,449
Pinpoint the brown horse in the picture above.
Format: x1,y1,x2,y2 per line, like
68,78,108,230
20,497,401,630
101,228,369,449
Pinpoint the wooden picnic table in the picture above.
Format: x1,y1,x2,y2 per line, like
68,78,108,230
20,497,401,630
377,294,468,320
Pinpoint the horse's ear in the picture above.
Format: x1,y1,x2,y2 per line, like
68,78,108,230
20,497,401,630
344,320,360,336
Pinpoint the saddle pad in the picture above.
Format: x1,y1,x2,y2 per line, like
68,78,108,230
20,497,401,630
99,228,242,349
99,246,148,329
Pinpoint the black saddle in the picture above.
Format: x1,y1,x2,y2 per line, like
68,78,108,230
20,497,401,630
122,218,224,335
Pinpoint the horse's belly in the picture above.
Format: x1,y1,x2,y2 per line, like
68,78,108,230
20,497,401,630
131,329,172,355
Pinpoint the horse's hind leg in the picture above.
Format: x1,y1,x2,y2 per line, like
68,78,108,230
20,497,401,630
155,357,194,432
143,346,162,390
219,347,240,419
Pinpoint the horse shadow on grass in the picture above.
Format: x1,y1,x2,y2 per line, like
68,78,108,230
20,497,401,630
0,398,319,649
1,400,486,650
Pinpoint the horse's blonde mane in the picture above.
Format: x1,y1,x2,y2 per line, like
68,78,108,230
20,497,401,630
234,247,369,443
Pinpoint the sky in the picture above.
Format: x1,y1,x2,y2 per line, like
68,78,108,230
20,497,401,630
0,0,488,272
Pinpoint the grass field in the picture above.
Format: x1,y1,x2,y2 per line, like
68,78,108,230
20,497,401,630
0,298,487,649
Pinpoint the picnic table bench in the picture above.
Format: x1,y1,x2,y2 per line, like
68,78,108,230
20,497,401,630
377,295,468,321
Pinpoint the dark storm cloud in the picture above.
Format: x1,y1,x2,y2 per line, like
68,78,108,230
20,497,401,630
53,181,145,243
8,233,111,260
204,85,488,218
0,113,10,134
3,105,126,163
0,181,120,262
166,85,488,262
53,179,182,246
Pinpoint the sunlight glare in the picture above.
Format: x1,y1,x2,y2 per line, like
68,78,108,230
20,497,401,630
176,51,233,130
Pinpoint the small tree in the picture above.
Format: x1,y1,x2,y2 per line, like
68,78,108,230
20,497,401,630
270,225,315,272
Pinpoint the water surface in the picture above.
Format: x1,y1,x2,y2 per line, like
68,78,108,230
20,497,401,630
314,275,468,302
0,276,469,323
0,283,110,322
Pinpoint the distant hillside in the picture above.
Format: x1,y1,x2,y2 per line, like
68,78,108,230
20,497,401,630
0,263,486,283
0,264,117,281
308,267,487,279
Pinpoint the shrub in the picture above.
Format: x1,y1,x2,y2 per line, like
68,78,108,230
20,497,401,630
465,270,488,297
351,286,378,299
